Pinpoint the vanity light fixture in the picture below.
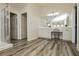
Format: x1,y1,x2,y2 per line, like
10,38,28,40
47,24,51,27
57,25,60,27
61,25,64,27
47,12,60,16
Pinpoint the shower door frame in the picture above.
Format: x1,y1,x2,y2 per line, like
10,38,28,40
1,8,10,43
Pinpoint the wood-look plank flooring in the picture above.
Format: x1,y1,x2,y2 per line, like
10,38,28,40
0,39,79,56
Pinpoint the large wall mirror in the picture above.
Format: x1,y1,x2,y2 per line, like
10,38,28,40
41,12,72,28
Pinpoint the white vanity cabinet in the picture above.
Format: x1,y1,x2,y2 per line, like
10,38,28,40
63,28,72,41
38,27,72,41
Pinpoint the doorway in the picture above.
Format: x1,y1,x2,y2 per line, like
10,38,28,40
21,13,27,40
75,4,77,45
10,12,17,43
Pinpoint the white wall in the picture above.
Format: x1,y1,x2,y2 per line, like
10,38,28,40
38,3,73,41
40,4,73,15
77,3,79,51
26,4,41,41
71,5,75,43
0,10,1,42
0,4,6,42
9,4,41,41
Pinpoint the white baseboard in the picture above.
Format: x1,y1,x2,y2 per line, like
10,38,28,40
27,37,38,41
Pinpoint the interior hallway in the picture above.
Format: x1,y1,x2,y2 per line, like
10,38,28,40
0,39,79,56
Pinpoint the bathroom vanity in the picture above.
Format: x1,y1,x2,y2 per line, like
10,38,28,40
39,27,72,41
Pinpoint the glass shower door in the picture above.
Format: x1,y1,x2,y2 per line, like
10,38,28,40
1,7,10,43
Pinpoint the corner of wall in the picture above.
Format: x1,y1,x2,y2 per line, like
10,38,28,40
27,37,38,41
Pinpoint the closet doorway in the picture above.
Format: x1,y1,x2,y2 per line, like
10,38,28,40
10,12,17,43
21,13,27,40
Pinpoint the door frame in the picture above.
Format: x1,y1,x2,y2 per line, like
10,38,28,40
10,12,17,42
21,12,27,39
75,4,77,45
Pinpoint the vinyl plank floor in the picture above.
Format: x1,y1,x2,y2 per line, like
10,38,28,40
0,39,79,56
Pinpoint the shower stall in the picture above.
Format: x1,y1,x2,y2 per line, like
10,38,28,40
0,4,13,51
